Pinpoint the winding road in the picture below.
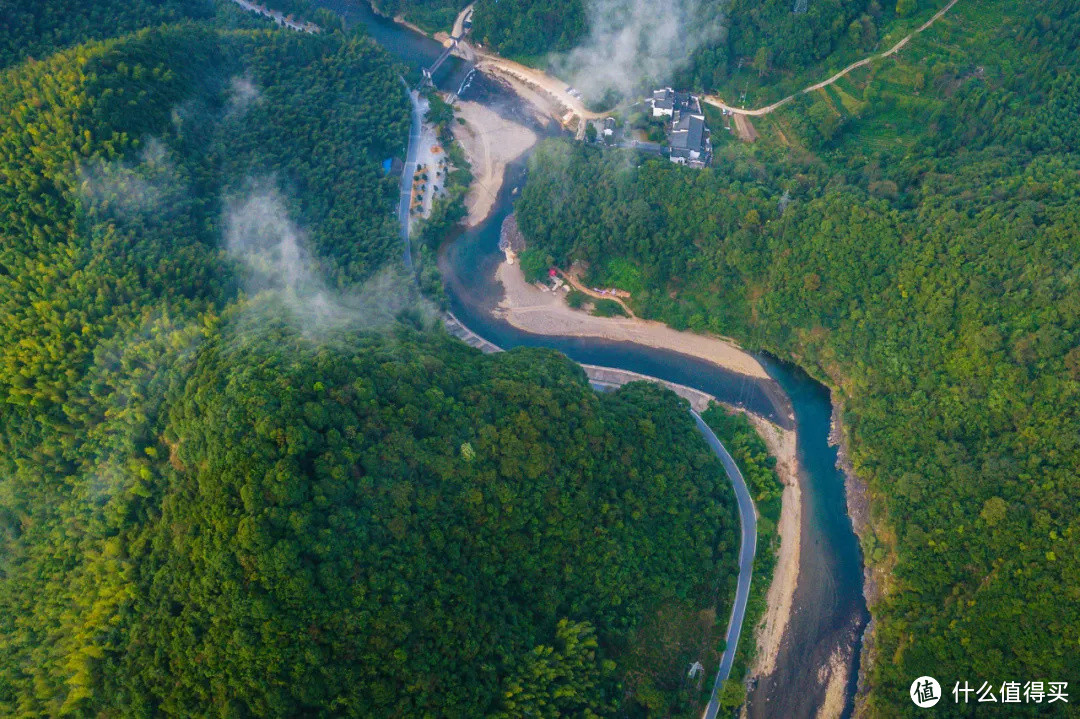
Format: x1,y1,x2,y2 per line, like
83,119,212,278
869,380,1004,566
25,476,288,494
445,0,959,125
693,411,757,719
704,0,960,116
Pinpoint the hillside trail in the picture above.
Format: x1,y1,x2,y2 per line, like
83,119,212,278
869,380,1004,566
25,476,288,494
557,270,637,318
704,0,960,116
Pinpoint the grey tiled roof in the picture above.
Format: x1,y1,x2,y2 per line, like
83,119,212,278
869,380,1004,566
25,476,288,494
670,114,705,153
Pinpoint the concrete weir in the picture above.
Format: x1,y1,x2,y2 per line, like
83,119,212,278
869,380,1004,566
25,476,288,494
444,312,723,411
583,364,716,412
443,311,502,353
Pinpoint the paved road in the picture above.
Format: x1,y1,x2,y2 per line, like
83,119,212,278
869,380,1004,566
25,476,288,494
450,2,473,40
704,0,960,116
692,411,758,719
398,83,424,271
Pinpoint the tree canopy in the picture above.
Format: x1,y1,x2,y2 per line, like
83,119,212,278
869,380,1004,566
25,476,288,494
466,0,921,98
0,0,214,68
100,324,739,716
372,0,470,35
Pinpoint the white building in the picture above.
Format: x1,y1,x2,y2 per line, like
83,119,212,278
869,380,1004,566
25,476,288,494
651,88,675,117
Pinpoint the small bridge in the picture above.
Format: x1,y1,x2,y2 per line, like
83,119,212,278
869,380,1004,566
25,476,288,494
422,6,473,84
422,40,458,83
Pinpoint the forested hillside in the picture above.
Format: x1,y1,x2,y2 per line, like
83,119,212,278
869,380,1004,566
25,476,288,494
515,0,1080,714
0,0,213,68
471,0,589,59
100,324,738,716
371,0,468,34
0,11,742,718
467,0,922,96
353,0,913,93
0,18,380,715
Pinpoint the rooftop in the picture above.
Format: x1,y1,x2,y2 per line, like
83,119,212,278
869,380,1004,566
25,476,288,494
652,88,674,110
670,114,706,153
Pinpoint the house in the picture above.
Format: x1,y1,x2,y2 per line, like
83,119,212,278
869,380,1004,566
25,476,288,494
651,88,675,117
674,91,701,116
652,87,702,118
669,113,710,167
381,157,405,177
649,87,711,168
603,117,616,138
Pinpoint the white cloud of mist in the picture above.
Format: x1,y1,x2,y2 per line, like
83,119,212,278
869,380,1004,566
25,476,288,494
78,138,176,216
225,181,431,337
552,0,728,101
226,75,261,116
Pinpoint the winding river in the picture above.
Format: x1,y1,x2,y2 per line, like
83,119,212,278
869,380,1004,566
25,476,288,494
320,3,870,716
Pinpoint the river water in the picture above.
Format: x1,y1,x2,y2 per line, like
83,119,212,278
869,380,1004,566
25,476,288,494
321,3,870,716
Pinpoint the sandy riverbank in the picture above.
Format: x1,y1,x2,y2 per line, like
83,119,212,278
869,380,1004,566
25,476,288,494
470,50,604,138
365,0,432,37
815,647,850,719
744,414,801,680
482,68,564,127
475,55,601,119
495,259,770,380
479,65,573,126
451,101,537,226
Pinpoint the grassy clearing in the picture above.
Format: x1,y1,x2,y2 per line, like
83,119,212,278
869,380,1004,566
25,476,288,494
590,298,627,318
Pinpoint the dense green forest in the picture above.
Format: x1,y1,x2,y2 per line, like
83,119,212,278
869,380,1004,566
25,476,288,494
0,0,214,68
471,0,589,59
465,0,930,98
0,9,744,717
104,326,739,716
351,0,918,94
0,0,346,70
371,0,468,34
514,0,1080,715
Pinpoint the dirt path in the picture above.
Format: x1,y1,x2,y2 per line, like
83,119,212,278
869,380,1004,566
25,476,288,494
704,0,960,116
733,113,758,142
556,270,636,318
451,2,473,40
